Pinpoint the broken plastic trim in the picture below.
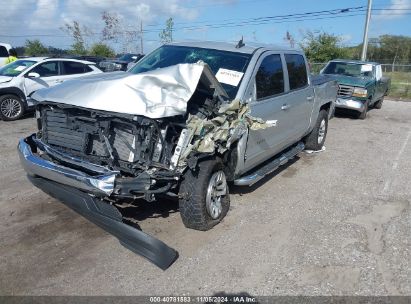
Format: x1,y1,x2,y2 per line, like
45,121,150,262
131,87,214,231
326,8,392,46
28,175,178,270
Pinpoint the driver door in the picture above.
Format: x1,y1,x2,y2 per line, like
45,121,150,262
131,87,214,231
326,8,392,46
243,52,291,172
23,61,61,96
374,65,385,100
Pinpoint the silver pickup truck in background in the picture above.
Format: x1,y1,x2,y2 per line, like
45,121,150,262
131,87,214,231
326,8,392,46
18,41,337,269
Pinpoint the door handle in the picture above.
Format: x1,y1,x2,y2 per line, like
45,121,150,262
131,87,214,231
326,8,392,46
281,104,291,110
55,80,64,83
307,96,314,101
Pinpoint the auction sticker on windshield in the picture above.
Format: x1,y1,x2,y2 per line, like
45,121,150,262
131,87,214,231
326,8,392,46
14,66,27,72
216,68,244,87
361,64,373,72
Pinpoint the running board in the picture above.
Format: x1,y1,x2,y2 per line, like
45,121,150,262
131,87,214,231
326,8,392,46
28,175,178,270
234,142,305,186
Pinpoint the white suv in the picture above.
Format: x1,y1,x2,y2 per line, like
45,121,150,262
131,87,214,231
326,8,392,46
0,57,102,120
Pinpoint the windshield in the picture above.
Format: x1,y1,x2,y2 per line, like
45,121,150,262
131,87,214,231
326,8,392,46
129,45,252,99
0,60,36,77
322,62,374,78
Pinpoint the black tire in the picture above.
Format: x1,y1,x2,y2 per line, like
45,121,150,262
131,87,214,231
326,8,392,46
374,96,384,109
178,158,230,231
0,94,25,121
304,109,328,151
357,100,369,120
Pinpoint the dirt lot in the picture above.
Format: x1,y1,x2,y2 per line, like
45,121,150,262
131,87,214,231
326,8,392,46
0,100,410,296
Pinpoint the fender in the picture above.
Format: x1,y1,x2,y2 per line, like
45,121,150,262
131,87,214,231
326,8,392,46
233,128,249,178
0,87,27,106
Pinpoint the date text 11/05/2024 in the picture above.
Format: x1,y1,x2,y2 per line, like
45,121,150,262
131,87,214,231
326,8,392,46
149,296,257,303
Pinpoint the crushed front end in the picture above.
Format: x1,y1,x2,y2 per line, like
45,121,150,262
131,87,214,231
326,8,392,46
34,103,187,199
18,104,190,269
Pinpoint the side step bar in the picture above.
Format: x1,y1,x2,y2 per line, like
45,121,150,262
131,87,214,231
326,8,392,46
234,142,305,186
28,175,178,270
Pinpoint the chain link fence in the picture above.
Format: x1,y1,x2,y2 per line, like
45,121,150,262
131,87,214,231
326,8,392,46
310,62,411,99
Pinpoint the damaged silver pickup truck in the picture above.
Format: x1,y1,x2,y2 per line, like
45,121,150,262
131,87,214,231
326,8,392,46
18,41,337,269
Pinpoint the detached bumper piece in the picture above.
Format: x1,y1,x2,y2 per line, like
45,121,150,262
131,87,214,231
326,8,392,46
18,136,178,270
28,176,178,270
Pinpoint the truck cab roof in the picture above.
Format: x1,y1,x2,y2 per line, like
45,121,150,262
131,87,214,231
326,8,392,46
168,41,303,55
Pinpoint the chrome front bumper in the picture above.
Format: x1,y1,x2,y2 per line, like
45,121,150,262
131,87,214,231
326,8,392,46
335,98,366,112
18,135,118,196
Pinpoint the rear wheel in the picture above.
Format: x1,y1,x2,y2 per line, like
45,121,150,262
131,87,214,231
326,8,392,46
179,158,230,231
0,94,25,121
304,110,328,151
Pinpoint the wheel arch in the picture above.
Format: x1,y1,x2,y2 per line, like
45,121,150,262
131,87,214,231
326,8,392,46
320,101,332,113
0,87,27,106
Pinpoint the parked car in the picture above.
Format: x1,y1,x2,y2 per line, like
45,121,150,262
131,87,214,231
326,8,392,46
127,54,144,70
99,53,144,72
320,60,390,119
0,43,12,67
0,57,102,120
18,41,337,269
64,55,107,66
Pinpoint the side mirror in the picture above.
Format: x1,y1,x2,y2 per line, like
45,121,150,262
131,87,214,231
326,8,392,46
27,72,40,78
131,56,138,60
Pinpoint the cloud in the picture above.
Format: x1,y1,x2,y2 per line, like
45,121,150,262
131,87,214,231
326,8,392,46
29,0,59,29
375,0,411,20
0,0,34,29
60,0,198,24
339,34,353,43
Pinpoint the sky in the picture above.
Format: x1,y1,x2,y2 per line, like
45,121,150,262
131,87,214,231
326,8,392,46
0,0,410,54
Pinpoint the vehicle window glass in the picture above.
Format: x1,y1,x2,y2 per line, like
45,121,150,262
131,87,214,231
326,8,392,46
255,54,284,100
322,62,374,78
62,61,91,74
0,46,8,57
285,54,308,90
30,61,59,77
129,45,251,99
0,60,36,76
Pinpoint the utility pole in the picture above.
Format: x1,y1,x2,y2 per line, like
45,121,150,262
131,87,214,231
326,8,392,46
361,0,373,61
140,20,144,54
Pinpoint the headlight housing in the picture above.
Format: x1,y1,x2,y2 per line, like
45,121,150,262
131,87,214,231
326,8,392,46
352,87,367,98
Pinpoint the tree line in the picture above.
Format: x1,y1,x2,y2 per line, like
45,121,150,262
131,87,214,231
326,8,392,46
13,24,411,66
300,31,411,65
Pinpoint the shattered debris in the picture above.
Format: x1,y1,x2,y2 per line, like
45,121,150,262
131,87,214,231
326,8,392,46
178,99,276,166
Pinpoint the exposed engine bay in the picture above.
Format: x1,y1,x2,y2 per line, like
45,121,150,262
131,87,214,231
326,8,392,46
36,81,222,175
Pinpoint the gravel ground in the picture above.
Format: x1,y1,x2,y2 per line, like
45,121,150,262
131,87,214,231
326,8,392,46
0,100,410,296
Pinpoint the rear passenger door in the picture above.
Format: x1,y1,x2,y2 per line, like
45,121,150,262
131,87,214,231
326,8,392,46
59,61,94,81
283,54,314,137
244,53,291,171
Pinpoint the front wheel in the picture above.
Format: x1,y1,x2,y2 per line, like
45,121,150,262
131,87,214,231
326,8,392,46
357,100,369,120
179,158,230,231
304,109,328,151
0,94,25,121
374,96,384,109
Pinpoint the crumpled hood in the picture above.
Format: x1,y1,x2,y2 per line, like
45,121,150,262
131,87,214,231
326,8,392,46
33,62,228,119
0,76,13,84
323,74,374,88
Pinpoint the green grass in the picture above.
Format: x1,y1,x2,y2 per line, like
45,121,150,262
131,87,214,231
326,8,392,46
383,72,411,100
